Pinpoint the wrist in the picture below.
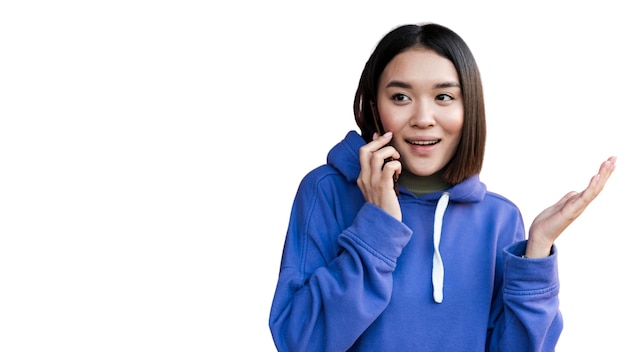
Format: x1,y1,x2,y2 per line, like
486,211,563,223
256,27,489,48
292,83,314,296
524,237,553,258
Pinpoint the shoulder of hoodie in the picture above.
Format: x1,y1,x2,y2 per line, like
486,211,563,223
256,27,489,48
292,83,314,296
293,131,362,197
483,188,523,214
296,163,348,196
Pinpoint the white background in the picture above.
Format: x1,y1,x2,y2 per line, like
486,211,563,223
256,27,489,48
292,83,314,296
1,1,624,351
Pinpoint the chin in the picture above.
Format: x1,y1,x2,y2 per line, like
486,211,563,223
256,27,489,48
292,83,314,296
406,163,444,177
403,159,446,176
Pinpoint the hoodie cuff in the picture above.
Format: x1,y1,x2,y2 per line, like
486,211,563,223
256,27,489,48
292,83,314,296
503,241,559,293
346,203,412,263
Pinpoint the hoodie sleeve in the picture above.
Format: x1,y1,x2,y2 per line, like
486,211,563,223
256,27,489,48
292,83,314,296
269,171,412,352
487,240,563,351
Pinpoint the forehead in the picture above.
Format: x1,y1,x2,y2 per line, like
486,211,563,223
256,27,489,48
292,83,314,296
380,48,459,85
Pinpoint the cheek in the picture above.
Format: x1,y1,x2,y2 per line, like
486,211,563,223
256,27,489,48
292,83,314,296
378,106,408,132
441,109,464,136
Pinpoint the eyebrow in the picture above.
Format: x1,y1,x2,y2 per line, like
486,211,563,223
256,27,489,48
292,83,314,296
385,80,461,89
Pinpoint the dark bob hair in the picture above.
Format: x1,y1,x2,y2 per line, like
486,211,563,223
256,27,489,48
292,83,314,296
353,23,486,185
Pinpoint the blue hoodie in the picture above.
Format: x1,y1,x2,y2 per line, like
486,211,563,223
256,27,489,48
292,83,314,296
269,131,562,351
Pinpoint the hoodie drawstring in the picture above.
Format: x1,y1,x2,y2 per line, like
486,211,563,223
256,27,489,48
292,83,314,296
432,192,450,303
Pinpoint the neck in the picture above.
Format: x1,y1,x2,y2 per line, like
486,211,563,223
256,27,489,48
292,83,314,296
398,169,450,197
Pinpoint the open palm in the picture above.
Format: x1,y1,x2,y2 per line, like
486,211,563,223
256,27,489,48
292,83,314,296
526,156,617,257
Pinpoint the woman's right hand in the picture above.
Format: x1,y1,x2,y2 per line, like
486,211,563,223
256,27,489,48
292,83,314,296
357,132,402,221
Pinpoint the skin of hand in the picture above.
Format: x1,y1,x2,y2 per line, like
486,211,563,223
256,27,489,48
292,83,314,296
525,156,617,258
357,131,402,221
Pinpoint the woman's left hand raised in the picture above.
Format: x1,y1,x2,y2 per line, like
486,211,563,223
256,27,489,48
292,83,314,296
525,156,617,258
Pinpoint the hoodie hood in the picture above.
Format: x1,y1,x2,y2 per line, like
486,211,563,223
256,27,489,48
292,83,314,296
327,130,487,204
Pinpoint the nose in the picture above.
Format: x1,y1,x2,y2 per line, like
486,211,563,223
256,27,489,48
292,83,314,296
409,100,436,128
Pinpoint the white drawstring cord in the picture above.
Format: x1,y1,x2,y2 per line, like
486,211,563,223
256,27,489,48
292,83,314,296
432,192,450,303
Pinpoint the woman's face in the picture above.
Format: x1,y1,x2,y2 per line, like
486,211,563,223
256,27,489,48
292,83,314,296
376,48,464,177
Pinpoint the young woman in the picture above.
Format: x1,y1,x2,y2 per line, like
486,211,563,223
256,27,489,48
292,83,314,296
268,23,616,351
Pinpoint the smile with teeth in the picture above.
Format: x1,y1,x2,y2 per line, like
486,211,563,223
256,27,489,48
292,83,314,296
408,139,440,146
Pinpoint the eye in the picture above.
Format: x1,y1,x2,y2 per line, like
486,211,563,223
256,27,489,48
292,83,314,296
435,93,453,102
391,93,410,102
